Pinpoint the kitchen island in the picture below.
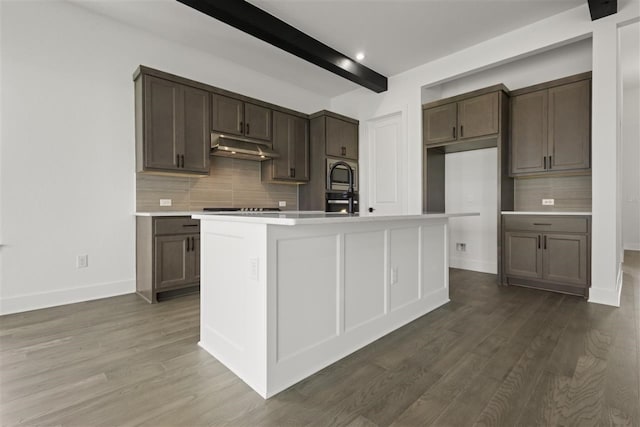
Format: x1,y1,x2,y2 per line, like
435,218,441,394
192,211,478,398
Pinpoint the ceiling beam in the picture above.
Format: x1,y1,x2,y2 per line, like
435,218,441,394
587,0,617,20
176,0,388,93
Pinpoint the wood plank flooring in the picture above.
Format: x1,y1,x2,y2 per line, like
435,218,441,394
2,251,639,426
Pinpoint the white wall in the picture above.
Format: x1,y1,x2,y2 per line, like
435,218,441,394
620,21,640,252
622,85,640,250
435,38,592,99
0,0,330,314
331,2,640,306
446,149,497,274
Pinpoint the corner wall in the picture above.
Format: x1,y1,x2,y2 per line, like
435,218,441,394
0,1,330,314
622,85,640,251
330,2,640,305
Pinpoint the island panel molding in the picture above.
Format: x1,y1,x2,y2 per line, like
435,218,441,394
193,213,473,398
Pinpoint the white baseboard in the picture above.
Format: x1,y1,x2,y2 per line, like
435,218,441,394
624,243,640,251
0,279,135,315
450,256,497,274
588,263,623,307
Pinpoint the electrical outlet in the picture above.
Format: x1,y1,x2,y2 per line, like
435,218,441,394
456,243,467,252
249,257,259,281
542,199,555,206
278,201,286,207
77,254,88,269
391,267,398,285
160,199,172,207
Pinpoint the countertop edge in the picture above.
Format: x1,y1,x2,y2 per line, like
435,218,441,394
501,211,592,216
135,210,327,217
191,212,479,226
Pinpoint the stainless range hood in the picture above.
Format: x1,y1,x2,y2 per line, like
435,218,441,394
210,133,279,161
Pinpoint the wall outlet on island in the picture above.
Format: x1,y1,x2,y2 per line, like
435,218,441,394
391,267,398,285
542,199,555,206
279,201,286,207
248,257,259,281
160,199,172,207
77,254,88,269
456,243,466,252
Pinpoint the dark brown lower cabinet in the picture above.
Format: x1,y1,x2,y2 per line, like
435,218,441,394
137,216,200,303
504,232,542,279
503,215,590,297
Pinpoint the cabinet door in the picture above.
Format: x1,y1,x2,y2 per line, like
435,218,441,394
144,76,180,171
211,94,243,136
504,232,542,279
188,234,201,283
458,92,499,140
271,111,293,179
423,103,457,145
511,90,548,175
181,85,210,173
154,235,189,289
291,116,310,181
244,103,272,141
326,116,358,159
542,233,588,285
548,80,590,171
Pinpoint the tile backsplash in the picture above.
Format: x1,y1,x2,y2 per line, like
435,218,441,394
514,174,592,212
136,157,298,211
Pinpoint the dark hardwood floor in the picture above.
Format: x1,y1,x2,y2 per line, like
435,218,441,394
2,252,638,426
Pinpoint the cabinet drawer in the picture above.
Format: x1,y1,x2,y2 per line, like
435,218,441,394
154,217,200,235
503,216,588,233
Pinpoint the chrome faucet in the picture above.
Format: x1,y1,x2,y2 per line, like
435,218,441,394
329,161,356,214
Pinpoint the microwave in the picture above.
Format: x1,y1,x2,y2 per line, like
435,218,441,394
326,158,358,192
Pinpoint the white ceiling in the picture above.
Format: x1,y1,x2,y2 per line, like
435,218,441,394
73,0,586,97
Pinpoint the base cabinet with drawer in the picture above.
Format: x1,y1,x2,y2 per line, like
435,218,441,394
136,216,200,303
502,214,590,297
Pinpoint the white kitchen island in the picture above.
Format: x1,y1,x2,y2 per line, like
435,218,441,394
192,211,477,398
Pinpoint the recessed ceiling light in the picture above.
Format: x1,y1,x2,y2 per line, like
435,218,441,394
355,52,365,61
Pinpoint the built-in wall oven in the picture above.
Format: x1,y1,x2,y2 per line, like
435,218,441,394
326,191,359,213
326,158,358,192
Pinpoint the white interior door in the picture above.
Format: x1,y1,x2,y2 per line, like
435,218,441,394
366,111,406,216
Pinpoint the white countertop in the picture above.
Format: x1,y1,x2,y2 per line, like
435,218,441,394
136,211,204,217
191,212,478,226
501,211,592,216
135,210,327,217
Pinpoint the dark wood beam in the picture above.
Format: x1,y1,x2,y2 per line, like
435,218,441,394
588,0,617,20
176,0,388,93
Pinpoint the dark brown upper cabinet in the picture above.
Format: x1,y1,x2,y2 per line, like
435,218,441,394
325,116,358,160
548,80,591,171
212,94,272,142
423,92,499,146
244,102,272,141
211,94,243,136
262,111,309,183
458,92,499,140
135,74,210,175
423,103,457,145
510,74,591,176
510,90,548,174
